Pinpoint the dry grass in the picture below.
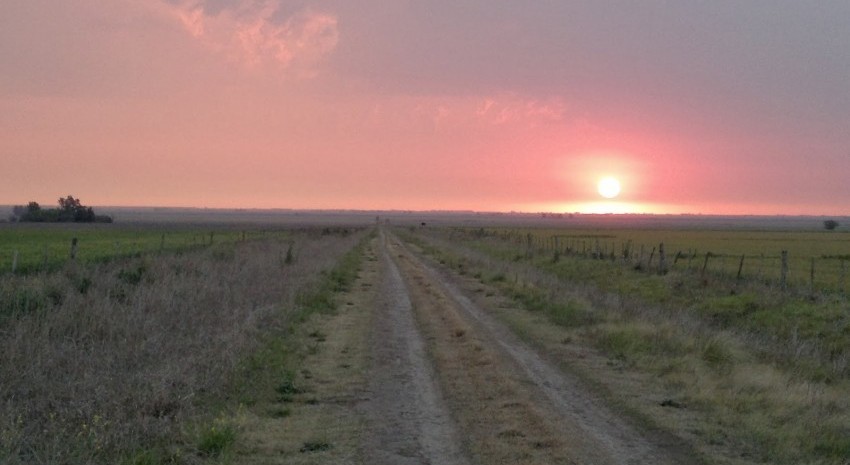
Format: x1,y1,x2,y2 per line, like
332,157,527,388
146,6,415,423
0,228,366,464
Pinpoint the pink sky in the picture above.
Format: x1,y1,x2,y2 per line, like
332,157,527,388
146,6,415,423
2,1,849,215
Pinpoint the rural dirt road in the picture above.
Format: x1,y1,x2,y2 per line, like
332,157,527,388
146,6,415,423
239,229,699,464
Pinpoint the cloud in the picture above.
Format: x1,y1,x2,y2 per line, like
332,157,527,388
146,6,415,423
164,0,338,74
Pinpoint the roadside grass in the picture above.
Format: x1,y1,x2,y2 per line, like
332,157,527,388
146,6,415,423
400,227,850,465
225,233,376,464
0,227,367,465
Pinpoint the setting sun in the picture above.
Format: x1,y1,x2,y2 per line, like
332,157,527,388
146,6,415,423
597,177,621,199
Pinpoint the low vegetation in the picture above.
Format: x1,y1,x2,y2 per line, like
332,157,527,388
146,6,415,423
401,226,850,464
0,226,368,464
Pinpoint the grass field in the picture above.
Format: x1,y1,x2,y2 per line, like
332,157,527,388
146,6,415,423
467,227,850,292
0,223,369,464
0,224,287,274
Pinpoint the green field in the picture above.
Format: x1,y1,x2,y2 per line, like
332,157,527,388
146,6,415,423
468,227,850,293
0,224,277,274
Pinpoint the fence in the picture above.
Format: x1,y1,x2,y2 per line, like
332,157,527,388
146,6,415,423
458,228,850,295
2,228,288,275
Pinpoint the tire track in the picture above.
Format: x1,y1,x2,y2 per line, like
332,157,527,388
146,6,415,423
359,231,470,465
387,231,698,465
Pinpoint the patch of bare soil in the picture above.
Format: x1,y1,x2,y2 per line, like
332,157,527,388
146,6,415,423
387,232,700,465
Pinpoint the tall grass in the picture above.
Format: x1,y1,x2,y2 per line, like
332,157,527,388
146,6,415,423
0,228,366,464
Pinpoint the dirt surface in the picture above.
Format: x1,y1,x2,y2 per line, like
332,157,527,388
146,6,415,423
381,230,699,465
236,229,701,464
358,231,470,464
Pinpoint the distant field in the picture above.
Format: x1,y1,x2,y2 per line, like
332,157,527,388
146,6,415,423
0,223,277,274
465,227,850,293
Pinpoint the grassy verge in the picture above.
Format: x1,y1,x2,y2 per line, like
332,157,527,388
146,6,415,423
399,227,850,465
0,228,368,465
187,229,372,464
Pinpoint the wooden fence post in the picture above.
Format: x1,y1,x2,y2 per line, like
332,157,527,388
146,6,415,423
12,250,18,273
810,257,816,296
780,250,788,290
736,254,745,280
70,237,78,260
702,252,711,275
648,246,656,270
658,242,667,275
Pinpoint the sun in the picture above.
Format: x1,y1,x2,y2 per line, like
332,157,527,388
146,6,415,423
597,176,621,199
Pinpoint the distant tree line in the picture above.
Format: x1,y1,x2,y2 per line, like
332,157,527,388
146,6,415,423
9,195,112,223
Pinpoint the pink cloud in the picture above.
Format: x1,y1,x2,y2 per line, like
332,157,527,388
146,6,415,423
163,1,338,73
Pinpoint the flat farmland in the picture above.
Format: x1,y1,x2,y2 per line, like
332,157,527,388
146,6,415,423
0,223,280,274
475,227,850,292
3,215,849,465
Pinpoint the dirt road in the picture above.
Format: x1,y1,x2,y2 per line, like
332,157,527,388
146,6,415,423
360,229,698,464
240,229,699,464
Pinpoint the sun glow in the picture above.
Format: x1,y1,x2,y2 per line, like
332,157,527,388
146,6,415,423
597,177,621,199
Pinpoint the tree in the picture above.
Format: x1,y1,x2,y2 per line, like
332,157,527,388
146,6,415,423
824,219,839,230
11,196,111,223
23,202,44,222
58,195,84,222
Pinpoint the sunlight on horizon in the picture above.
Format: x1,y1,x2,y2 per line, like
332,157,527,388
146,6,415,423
516,201,659,214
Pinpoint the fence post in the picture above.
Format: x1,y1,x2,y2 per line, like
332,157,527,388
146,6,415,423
648,246,656,270
810,257,816,296
70,238,78,260
12,250,18,273
780,250,788,290
658,242,667,275
702,252,711,275
736,254,745,280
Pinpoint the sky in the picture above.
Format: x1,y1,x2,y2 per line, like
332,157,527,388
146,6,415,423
2,0,849,215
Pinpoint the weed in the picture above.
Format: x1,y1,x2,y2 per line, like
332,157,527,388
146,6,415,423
196,421,236,457
284,243,294,264
592,327,653,362
275,373,302,402
702,337,733,368
299,441,332,453
267,407,291,418
117,264,146,285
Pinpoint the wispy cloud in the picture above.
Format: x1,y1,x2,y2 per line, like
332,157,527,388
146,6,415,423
164,0,338,74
